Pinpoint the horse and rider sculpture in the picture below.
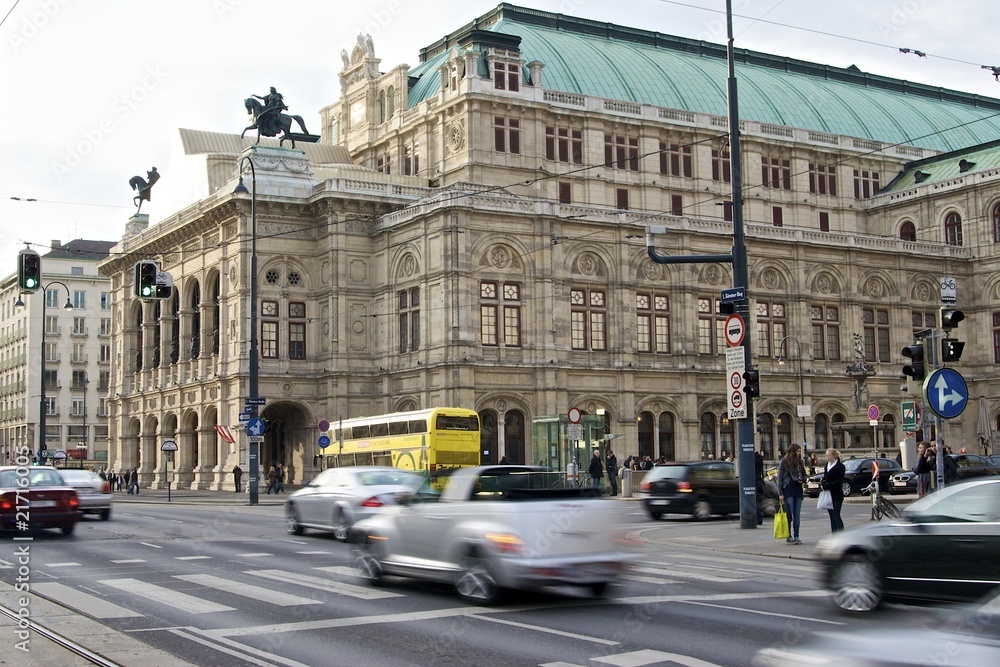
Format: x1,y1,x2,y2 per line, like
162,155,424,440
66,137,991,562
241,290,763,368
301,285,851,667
241,86,319,148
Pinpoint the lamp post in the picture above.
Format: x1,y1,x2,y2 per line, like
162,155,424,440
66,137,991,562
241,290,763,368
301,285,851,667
16,282,74,463
778,336,808,454
234,155,259,505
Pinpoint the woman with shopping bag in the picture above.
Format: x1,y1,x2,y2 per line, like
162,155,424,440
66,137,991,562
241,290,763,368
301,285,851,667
777,444,807,544
819,448,845,532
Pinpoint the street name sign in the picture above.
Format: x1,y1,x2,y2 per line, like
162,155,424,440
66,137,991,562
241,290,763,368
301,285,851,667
721,287,746,303
245,398,267,406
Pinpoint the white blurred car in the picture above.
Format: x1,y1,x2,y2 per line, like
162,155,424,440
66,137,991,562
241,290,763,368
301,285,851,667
57,469,113,520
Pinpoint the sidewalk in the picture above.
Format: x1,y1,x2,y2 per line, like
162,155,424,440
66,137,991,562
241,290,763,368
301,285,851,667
107,486,297,506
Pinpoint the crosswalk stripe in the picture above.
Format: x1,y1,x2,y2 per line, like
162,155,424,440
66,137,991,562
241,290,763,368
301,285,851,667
592,649,723,667
175,556,212,561
34,582,142,619
295,551,332,555
312,566,361,577
624,574,680,585
140,542,162,549
235,553,272,558
111,559,148,564
99,578,236,614
173,574,321,607
0,559,13,569
248,569,402,600
631,566,741,583
45,562,81,568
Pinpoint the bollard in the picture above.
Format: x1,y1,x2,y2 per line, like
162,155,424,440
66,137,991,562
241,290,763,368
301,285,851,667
622,468,633,498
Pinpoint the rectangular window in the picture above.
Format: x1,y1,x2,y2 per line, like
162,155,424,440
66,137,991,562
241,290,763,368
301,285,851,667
712,148,731,183
761,157,792,190
697,297,725,355
853,169,881,199
98,370,110,391
811,305,841,360
375,154,391,174
994,313,1000,363
558,181,571,204
70,266,84,276
288,302,306,360
99,318,111,336
45,396,57,416
262,299,279,358
494,117,520,154
863,307,891,362
818,211,830,232
616,188,629,210
670,195,683,217
72,317,86,335
71,397,85,417
403,143,420,176
45,341,58,361
98,398,109,417
494,61,519,91
756,301,786,358
772,206,783,227
570,288,607,351
46,289,60,308
604,133,639,171
503,283,521,347
480,281,521,347
44,370,58,391
480,282,498,346
722,201,733,222
72,343,86,363
546,127,583,164
45,316,58,335
100,292,111,310
399,288,420,352
809,163,837,196
912,310,936,336
72,290,86,309
636,293,671,354
660,142,693,177
71,370,86,390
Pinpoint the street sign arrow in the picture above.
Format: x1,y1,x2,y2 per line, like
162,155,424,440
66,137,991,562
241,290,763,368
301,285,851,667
923,368,968,420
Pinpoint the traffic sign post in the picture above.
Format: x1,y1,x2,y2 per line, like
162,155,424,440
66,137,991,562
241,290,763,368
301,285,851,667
318,435,331,449
246,418,266,438
238,411,253,423
161,439,178,502
726,347,746,419
318,420,330,433
901,401,918,435
923,368,968,420
568,407,582,424
245,397,267,406
724,314,745,348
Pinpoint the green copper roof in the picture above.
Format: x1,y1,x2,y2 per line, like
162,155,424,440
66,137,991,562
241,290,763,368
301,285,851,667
881,139,1000,192
406,4,1000,153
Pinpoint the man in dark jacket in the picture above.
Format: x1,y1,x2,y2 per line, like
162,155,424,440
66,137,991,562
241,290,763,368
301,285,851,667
606,450,618,496
588,449,604,491
233,465,243,493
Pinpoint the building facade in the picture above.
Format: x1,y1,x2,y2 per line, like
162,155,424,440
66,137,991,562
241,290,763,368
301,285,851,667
1,240,116,464
101,4,1000,488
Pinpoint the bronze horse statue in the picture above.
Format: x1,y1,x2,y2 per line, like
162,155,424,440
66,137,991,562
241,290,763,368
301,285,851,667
242,98,312,148
128,167,159,215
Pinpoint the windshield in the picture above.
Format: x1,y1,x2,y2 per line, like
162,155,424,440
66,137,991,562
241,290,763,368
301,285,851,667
904,482,1000,522
57,471,95,483
844,459,866,472
643,465,689,481
0,469,66,487
355,470,424,487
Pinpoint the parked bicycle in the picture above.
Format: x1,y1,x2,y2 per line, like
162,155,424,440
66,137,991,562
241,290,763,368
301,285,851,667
864,479,900,521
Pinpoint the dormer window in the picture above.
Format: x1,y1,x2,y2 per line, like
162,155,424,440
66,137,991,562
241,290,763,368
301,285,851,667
494,61,519,92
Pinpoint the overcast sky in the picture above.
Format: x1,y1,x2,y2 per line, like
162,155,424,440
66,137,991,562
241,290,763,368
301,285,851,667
1,0,998,272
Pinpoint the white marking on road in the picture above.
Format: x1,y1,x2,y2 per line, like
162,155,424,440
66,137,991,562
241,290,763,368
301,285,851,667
623,574,680,585
281,539,308,544
248,569,401,600
99,578,235,614
631,566,740,583
294,551,331,555
679,599,845,625
174,574,320,607
235,553,272,558
140,542,162,549
33,582,142,619
471,614,619,645
169,628,311,667
313,566,362,578
673,536,723,544
0,559,13,569
175,556,212,561
45,562,81,568
592,649,724,667
540,663,585,667
111,559,147,564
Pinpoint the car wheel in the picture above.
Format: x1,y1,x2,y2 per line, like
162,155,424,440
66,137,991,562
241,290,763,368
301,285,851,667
841,481,853,498
60,523,75,536
693,498,713,521
355,539,384,585
332,509,350,542
831,555,883,612
648,511,663,520
456,554,501,605
100,508,111,521
286,505,304,535
590,581,608,597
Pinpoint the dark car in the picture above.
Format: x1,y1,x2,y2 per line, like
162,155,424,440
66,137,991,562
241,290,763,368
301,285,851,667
816,477,1000,612
805,457,901,498
890,454,997,495
640,461,779,520
889,470,918,495
0,466,81,535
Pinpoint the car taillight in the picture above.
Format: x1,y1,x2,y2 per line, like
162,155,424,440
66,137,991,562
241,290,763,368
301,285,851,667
67,495,79,509
486,532,525,555
639,481,651,492
0,494,12,511
677,481,693,493
360,496,384,508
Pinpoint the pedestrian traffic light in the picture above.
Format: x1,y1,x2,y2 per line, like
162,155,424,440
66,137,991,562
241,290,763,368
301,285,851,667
941,338,966,363
940,309,964,331
133,260,158,299
17,249,41,292
901,344,926,382
743,369,760,398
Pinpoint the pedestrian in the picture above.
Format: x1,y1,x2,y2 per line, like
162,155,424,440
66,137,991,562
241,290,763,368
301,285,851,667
233,464,243,493
943,449,959,485
128,468,139,495
754,449,765,525
655,455,667,466
777,443,806,545
913,442,932,497
588,449,604,491
275,463,285,493
821,448,846,532
265,466,277,495
641,456,653,471
499,455,508,465
959,447,967,454
606,449,618,496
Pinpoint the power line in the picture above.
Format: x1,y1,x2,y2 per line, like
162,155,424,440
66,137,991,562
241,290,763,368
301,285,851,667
0,0,21,31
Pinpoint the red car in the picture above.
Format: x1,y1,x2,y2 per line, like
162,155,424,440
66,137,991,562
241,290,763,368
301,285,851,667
0,466,81,536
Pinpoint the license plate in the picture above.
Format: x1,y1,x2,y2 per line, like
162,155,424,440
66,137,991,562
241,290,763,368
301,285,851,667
651,499,670,506
807,482,819,488
31,500,56,508
893,481,906,487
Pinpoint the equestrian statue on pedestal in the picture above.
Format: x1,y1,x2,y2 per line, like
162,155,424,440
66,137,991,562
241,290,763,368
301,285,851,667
128,166,160,215
241,86,320,148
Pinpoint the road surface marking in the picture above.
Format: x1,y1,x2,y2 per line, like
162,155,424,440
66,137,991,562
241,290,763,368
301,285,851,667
540,663,585,667
624,574,680,585
111,559,148,564
281,539,308,544
99,578,235,614
235,553,273,558
175,556,212,561
140,542,163,549
631,566,740,583
33,582,142,619
295,550,332,555
168,628,311,667
471,614,619,645
45,562,81,568
592,650,723,667
678,599,845,625
313,566,362,577
248,569,401,601
0,559,13,569
173,574,321,607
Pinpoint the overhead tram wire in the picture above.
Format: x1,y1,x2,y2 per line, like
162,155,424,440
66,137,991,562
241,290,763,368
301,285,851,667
0,0,21,30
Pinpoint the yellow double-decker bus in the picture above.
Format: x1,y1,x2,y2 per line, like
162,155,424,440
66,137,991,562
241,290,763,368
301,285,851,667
326,407,480,475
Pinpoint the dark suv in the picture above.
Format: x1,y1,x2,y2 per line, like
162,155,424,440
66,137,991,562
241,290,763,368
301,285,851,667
805,457,901,498
639,461,778,520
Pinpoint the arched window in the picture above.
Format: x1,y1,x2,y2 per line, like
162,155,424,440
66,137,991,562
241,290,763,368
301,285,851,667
777,412,793,457
832,413,846,450
376,90,385,124
211,274,220,356
479,409,498,465
758,413,775,460
993,203,1000,243
637,411,654,460
944,211,963,246
657,412,675,461
190,283,201,359
134,306,143,372
169,289,180,364
504,410,525,465
881,415,896,451
700,413,717,460
899,220,916,242
719,414,735,460
152,301,162,368
386,86,395,119
814,413,829,451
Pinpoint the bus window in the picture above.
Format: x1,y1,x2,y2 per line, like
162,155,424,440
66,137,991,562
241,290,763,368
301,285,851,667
373,453,392,467
389,421,408,436
352,425,371,439
356,452,373,466
408,419,428,433
371,423,389,437
436,415,479,431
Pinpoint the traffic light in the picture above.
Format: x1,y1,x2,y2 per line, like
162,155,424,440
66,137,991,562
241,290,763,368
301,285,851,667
133,260,158,299
942,338,966,363
743,369,760,398
17,249,41,292
940,309,964,331
901,344,926,382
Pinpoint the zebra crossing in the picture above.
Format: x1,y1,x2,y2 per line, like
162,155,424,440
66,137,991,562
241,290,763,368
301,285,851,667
543,648,724,667
619,554,810,587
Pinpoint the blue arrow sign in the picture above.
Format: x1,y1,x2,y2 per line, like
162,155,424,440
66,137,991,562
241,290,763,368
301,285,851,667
923,368,968,420
318,435,331,449
246,417,266,437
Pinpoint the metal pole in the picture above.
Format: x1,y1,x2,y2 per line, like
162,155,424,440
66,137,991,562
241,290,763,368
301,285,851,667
82,373,87,468
238,155,260,506
39,288,47,463
928,329,945,490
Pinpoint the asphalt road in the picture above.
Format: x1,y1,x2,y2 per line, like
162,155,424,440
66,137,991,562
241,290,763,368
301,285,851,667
1,499,935,667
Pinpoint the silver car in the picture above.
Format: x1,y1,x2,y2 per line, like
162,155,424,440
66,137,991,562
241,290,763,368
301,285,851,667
56,469,112,520
285,466,424,540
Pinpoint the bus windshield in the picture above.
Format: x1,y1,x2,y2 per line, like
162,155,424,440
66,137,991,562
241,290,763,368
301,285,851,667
436,415,479,431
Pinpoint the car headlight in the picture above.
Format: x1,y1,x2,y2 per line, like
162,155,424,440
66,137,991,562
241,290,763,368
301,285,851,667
814,535,843,559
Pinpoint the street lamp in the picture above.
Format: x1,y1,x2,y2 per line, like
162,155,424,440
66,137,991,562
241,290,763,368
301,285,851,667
234,156,260,505
17,283,74,462
778,335,808,455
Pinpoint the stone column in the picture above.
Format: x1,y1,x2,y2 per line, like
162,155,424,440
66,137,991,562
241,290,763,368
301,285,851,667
177,308,193,363
141,302,158,376
193,426,219,489
175,425,196,489
139,432,158,489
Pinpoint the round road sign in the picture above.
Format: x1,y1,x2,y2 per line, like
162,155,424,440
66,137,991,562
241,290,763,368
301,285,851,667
318,435,331,449
730,372,743,390
318,419,330,432
867,405,880,421
730,391,743,409
568,407,582,424
724,314,745,348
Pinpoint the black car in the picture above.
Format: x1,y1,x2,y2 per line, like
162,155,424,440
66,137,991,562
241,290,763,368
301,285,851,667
816,478,1000,612
890,454,997,495
805,457,901,498
888,470,918,495
640,461,778,520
